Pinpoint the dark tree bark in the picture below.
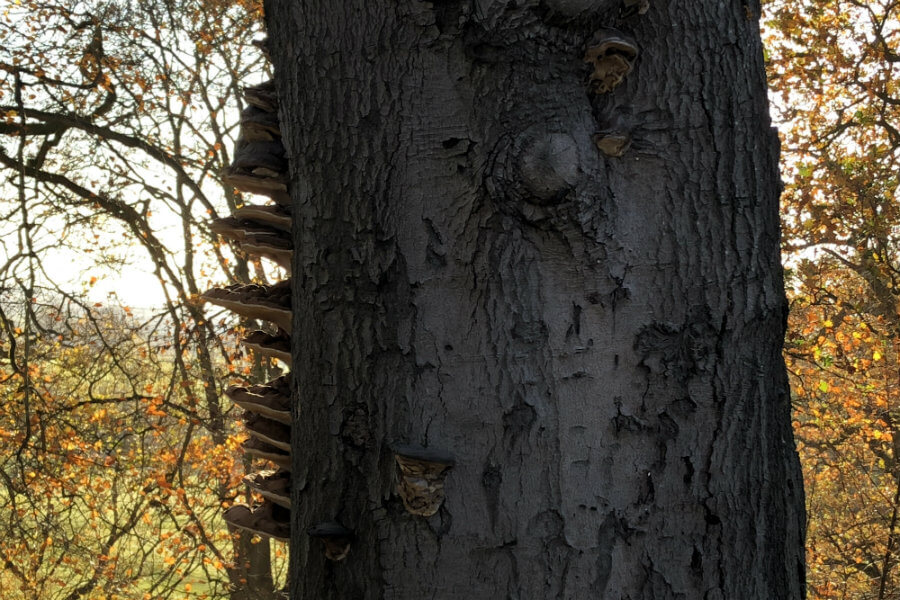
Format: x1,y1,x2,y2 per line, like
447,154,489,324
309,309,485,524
265,1,806,597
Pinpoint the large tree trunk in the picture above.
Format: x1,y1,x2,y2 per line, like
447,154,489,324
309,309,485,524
265,1,806,597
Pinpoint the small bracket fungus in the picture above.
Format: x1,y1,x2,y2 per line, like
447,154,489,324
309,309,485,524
593,115,632,157
240,106,281,142
243,412,291,451
392,444,455,517
243,80,278,113
209,216,293,268
308,522,353,561
593,131,631,157
242,437,291,471
222,167,290,205
240,234,292,270
620,0,650,18
584,29,638,94
209,215,275,241
232,139,287,176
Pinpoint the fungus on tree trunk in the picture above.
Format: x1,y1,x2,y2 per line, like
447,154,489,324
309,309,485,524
200,281,292,332
240,234,292,269
233,204,292,232
392,445,455,517
307,523,353,562
583,28,638,94
224,501,290,542
226,376,292,424
196,29,297,568
243,469,292,509
592,113,632,157
240,330,291,364
244,412,292,452
243,437,291,471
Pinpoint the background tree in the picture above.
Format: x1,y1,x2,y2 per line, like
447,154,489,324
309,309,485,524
266,1,805,597
0,1,287,597
765,0,900,597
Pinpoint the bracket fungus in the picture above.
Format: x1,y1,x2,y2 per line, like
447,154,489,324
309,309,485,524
243,469,291,509
212,26,294,558
243,412,291,452
621,0,650,17
593,131,631,157
232,139,287,176
584,29,638,94
209,215,277,241
222,168,290,204
308,522,353,561
227,375,292,424
243,437,292,471
233,203,292,232
392,445,455,517
240,234,292,269
223,501,289,542
240,106,281,142
200,280,292,332
243,80,278,113
593,115,632,157
208,217,292,268
241,330,291,363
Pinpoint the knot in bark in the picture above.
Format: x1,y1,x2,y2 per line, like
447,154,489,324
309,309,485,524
489,127,582,208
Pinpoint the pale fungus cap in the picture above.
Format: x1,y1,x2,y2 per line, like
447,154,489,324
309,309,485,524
391,444,455,517
307,522,353,562
584,29,639,95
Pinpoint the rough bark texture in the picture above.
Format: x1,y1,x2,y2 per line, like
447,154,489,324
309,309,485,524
265,1,806,597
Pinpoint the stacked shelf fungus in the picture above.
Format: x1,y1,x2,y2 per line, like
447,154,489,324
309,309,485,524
205,30,463,568
201,37,293,544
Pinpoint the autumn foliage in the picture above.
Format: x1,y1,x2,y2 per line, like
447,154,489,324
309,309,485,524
0,301,260,600
0,0,287,598
766,0,900,596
